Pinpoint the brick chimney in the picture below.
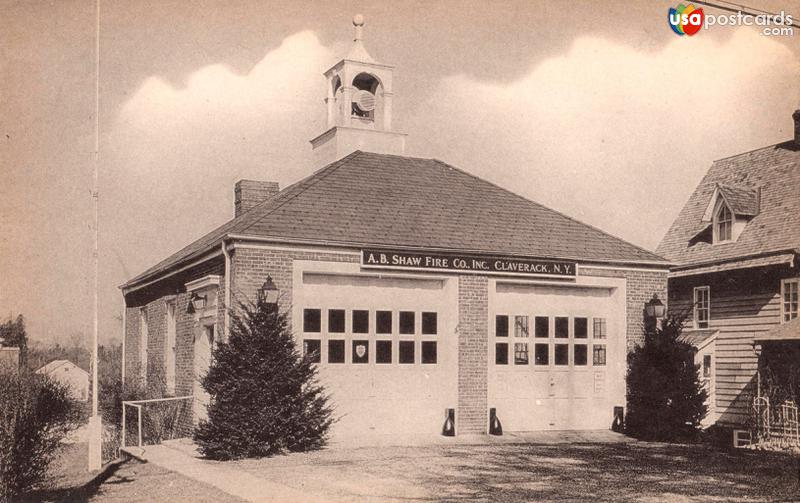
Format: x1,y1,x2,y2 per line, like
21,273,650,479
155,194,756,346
793,109,800,148
234,180,279,217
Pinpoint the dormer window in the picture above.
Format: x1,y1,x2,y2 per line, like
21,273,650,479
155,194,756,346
713,201,732,243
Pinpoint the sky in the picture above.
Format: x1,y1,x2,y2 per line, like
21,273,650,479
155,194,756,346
1,0,799,345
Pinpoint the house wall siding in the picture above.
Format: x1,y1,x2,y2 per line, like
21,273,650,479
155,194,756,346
668,266,798,426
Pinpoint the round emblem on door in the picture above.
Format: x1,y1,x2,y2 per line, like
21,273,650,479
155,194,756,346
356,344,366,358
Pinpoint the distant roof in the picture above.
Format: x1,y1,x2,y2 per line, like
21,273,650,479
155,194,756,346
36,359,88,376
657,141,800,269
123,151,668,291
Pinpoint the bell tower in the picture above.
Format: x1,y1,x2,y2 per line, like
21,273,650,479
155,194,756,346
310,15,406,167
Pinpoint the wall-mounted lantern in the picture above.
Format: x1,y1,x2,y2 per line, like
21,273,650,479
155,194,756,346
187,292,207,314
644,294,667,320
258,276,280,306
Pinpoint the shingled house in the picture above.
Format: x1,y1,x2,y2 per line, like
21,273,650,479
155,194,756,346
121,18,669,439
657,110,800,430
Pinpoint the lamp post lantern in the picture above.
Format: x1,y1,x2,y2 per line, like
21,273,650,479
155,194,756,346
258,276,280,306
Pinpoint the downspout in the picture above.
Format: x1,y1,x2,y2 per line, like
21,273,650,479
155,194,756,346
121,293,127,385
222,239,232,339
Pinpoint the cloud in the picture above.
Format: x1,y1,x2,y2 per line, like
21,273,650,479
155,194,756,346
411,28,800,249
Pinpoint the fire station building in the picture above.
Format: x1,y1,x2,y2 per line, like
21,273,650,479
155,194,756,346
121,17,669,439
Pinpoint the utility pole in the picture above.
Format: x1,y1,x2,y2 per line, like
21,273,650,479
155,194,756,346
87,0,102,472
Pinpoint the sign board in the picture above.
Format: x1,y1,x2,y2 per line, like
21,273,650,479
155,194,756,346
361,249,576,277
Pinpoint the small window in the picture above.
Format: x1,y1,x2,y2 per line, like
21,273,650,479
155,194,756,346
714,202,732,243
534,343,549,365
422,312,437,335
352,340,369,364
514,343,529,365
376,340,392,364
574,318,588,339
514,316,529,337
535,317,549,338
421,341,437,364
399,341,415,364
593,318,607,339
328,309,345,333
352,310,369,333
783,279,799,322
694,286,710,329
703,354,712,378
303,309,321,332
399,311,415,334
376,311,392,334
555,317,569,338
496,315,509,337
593,345,606,366
304,339,321,363
574,344,588,366
327,340,345,364
554,344,569,365
495,343,509,365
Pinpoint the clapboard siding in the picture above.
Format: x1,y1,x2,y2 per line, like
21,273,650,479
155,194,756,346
668,266,798,427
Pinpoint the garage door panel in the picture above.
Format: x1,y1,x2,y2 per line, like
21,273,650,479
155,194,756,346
490,280,624,432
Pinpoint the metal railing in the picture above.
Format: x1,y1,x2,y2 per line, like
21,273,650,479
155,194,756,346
122,395,193,448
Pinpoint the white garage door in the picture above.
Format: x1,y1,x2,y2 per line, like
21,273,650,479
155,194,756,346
489,279,626,431
293,263,458,439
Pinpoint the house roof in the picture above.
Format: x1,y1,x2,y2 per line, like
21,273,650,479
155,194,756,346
679,329,718,351
717,184,760,217
36,359,89,376
123,151,668,291
656,141,800,269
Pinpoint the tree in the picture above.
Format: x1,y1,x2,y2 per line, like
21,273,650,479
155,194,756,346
193,298,334,460
625,314,708,442
0,315,28,368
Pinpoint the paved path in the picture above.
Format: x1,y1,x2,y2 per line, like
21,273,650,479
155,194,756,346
129,431,632,502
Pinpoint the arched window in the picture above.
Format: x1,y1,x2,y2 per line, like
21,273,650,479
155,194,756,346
351,72,381,120
714,201,732,242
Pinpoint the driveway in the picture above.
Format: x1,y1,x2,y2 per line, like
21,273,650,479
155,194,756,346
136,432,798,502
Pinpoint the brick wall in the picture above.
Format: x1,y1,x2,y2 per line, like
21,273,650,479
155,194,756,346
457,274,489,434
580,267,668,352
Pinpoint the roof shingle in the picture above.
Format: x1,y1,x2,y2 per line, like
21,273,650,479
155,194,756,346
124,151,668,289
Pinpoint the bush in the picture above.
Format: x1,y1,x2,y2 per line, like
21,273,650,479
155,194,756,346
193,297,334,460
625,314,708,442
0,368,81,502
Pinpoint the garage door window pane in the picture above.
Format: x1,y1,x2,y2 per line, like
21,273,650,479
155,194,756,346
554,344,569,365
574,344,588,365
352,310,369,334
376,311,392,334
376,340,392,364
399,341,415,364
534,343,549,365
421,341,437,364
514,343,529,365
496,315,509,337
328,340,345,364
304,339,321,363
304,309,321,333
574,318,588,339
593,345,606,365
535,317,549,338
515,316,529,337
422,312,437,335
593,318,607,339
495,343,509,365
352,340,369,364
555,317,569,338
328,309,345,333
399,311,415,334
